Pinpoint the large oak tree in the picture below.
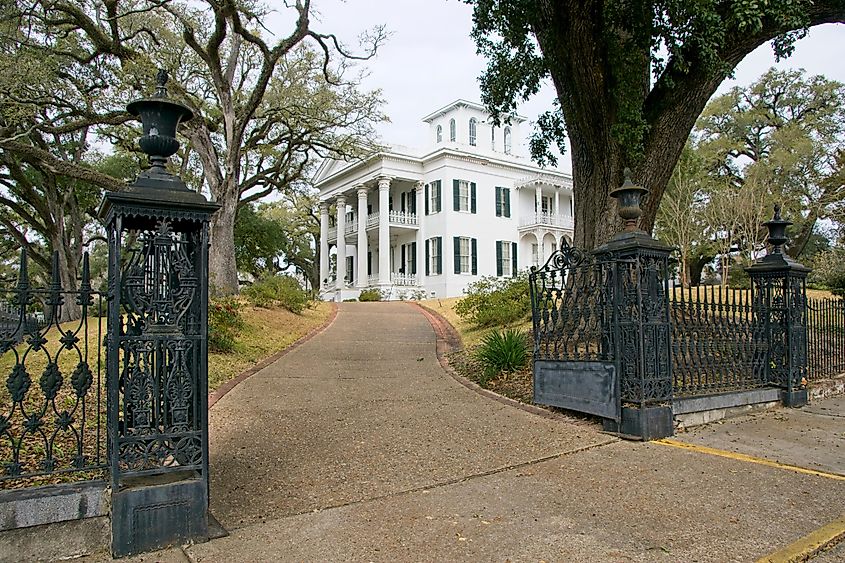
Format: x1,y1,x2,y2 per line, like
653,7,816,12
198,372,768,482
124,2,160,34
3,0,385,295
466,0,845,249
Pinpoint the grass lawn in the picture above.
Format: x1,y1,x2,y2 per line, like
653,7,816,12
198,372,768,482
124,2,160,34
208,301,333,391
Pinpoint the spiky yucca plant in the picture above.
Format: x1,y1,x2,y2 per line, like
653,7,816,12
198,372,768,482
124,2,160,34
475,328,529,379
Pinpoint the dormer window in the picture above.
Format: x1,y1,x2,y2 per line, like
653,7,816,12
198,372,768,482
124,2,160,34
469,118,477,146
449,118,456,142
436,124,442,143
504,126,512,155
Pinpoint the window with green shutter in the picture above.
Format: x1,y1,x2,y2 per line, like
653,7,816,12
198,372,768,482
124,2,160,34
427,237,442,275
496,241,503,276
495,187,502,217
453,180,473,212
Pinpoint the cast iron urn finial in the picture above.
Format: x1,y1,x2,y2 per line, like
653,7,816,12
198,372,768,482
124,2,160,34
126,69,194,191
763,203,791,254
610,168,649,232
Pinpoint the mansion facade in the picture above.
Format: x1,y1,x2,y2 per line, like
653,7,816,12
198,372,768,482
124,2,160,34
315,100,574,300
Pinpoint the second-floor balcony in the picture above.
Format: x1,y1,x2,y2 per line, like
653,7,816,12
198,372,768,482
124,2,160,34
519,212,573,230
328,211,419,242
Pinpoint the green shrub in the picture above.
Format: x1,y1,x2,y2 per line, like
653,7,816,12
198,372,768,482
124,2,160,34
475,328,529,378
358,288,382,302
209,298,244,353
455,274,531,328
810,248,845,297
244,275,308,313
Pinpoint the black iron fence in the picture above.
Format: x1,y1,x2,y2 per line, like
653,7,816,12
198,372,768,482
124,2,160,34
670,286,767,398
807,296,845,380
0,250,107,484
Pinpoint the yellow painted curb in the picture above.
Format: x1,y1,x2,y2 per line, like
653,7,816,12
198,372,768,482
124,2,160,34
653,439,845,481
755,514,845,563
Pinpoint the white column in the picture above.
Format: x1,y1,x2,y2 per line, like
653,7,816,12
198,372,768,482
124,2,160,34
378,177,391,285
356,186,368,288
335,195,347,291
554,187,560,217
319,202,329,288
415,180,425,285
535,185,542,219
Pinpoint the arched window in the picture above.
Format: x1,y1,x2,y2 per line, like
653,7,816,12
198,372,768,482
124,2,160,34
491,127,496,150
449,118,456,142
504,126,512,154
469,118,477,146
436,124,442,143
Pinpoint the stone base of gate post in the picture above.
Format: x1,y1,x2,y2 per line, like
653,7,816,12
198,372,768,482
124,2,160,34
781,389,809,408
111,472,208,557
603,405,674,441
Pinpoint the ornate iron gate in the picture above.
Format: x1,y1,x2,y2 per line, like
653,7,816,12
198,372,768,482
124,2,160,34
529,242,619,420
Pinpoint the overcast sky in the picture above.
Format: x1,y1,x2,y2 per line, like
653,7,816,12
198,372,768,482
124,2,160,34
279,1,845,173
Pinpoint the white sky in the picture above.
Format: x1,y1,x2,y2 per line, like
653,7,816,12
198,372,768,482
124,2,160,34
278,1,845,173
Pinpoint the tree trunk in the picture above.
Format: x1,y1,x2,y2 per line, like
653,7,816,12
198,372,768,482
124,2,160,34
208,194,239,296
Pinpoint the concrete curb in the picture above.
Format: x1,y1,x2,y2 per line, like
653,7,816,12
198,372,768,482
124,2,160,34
414,303,574,423
756,513,845,563
208,303,339,409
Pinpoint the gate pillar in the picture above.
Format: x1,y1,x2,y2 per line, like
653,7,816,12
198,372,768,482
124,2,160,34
746,205,811,408
99,71,220,557
594,172,673,440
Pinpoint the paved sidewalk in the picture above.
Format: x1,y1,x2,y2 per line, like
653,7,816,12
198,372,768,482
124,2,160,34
90,302,845,562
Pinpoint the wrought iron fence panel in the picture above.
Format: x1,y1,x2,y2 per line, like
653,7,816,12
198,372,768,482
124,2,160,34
529,245,614,363
0,250,106,483
807,297,845,380
670,285,767,398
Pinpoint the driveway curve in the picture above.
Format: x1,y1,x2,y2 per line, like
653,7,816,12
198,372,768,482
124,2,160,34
208,302,607,530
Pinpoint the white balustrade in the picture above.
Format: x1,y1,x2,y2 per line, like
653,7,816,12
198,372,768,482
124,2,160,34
367,274,379,286
519,212,573,229
364,211,419,229
391,273,417,286
327,226,337,239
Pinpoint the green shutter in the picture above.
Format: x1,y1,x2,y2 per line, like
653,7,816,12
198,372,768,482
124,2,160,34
453,236,461,274
436,237,442,274
470,182,476,214
435,180,442,212
471,238,478,275
425,184,429,215
425,239,430,276
496,241,503,276
504,188,511,217
511,242,518,277
495,187,502,217
411,189,417,214
453,180,460,211
401,244,406,273
410,242,417,275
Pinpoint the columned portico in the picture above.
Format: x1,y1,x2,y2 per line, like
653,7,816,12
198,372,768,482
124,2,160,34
335,195,347,290
356,186,368,288
319,202,329,287
415,180,425,285
378,176,391,285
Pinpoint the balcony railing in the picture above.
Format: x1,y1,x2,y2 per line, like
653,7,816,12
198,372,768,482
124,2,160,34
391,273,417,286
519,212,573,229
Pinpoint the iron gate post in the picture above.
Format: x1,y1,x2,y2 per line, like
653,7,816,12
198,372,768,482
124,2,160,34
746,205,811,408
99,71,220,557
594,171,673,440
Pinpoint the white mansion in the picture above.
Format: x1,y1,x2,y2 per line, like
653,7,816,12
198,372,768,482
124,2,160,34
315,100,574,300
